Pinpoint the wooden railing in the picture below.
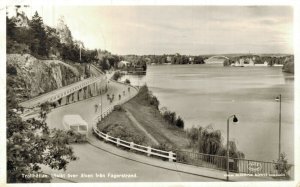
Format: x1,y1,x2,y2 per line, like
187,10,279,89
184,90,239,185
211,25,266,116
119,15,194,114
92,127,176,161
91,82,176,162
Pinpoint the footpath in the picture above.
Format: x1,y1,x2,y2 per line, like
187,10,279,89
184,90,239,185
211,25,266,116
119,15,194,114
124,109,159,145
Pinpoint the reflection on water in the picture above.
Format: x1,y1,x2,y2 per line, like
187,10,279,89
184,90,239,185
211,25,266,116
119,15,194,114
283,72,294,84
120,64,294,162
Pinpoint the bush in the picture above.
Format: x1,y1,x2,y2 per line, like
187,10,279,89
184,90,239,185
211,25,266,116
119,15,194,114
186,125,244,158
273,153,292,179
7,64,17,75
149,95,159,109
152,142,174,152
112,71,122,81
163,111,176,125
100,123,146,145
175,151,189,163
66,130,87,143
125,79,131,84
40,102,51,113
175,116,184,128
7,39,31,54
152,143,175,161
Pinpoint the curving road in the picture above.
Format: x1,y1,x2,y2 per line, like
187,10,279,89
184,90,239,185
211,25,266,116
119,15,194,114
41,77,222,182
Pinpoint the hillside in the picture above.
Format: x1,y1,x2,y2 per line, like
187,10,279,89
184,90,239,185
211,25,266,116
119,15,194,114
7,54,102,103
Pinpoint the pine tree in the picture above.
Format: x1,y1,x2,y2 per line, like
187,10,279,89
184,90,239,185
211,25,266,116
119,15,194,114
29,11,49,57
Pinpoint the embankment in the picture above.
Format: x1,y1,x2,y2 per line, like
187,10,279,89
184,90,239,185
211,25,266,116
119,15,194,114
96,85,189,150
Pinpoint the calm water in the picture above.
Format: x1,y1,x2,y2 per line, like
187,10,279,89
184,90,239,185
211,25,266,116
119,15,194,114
120,64,294,162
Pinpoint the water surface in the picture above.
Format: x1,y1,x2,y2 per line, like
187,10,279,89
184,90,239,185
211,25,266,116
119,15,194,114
120,64,294,162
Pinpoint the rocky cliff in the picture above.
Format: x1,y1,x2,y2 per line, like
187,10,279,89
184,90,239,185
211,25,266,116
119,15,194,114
7,54,101,103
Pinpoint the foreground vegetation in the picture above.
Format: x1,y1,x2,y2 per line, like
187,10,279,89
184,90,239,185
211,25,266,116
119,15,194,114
7,98,77,183
7,79,79,183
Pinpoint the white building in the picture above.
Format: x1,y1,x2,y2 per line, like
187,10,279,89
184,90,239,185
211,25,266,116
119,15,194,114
117,60,130,68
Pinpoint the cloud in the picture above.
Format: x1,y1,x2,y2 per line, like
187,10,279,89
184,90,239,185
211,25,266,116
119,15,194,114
27,6,293,55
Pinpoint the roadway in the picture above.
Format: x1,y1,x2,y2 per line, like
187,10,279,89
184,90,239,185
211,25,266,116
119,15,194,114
42,78,221,182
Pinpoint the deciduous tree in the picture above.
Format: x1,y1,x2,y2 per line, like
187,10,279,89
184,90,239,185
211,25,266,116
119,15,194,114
7,91,77,183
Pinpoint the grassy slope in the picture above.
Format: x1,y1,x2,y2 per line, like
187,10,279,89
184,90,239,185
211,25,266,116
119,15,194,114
123,88,189,149
97,86,189,150
97,110,155,146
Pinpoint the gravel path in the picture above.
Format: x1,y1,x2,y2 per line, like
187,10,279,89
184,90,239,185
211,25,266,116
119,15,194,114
125,109,159,145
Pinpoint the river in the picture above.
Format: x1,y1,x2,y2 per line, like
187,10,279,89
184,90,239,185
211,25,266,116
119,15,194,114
120,64,294,163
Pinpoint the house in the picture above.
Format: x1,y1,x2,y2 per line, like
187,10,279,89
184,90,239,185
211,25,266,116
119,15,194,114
189,57,194,64
166,56,172,62
117,61,130,68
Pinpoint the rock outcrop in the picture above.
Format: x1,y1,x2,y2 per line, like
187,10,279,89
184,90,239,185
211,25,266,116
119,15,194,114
7,54,101,102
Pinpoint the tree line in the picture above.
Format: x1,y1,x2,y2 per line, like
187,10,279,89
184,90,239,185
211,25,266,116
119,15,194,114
123,54,206,65
7,11,100,64
224,55,294,66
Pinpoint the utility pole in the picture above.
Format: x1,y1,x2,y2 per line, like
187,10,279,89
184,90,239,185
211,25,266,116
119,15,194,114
79,44,81,62
275,94,282,160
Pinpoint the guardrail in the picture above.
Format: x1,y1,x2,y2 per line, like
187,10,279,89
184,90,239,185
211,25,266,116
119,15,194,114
20,76,106,108
92,127,176,161
176,150,294,179
91,81,176,162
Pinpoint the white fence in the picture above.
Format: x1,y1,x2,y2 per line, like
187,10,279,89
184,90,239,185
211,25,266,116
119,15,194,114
92,128,176,161
91,83,176,162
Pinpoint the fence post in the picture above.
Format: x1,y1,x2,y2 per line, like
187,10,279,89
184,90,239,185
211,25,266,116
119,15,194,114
169,151,174,162
147,146,151,156
116,138,120,146
130,142,134,150
105,134,109,142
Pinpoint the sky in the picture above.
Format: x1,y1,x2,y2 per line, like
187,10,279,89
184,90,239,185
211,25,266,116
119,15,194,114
7,6,294,55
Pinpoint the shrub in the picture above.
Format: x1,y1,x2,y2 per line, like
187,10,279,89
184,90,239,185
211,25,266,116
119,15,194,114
66,130,87,143
152,143,175,161
40,102,51,113
186,125,244,158
149,95,159,109
175,116,184,128
152,142,174,152
112,71,122,81
273,153,292,179
7,39,31,54
100,123,146,145
7,64,17,76
163,111,176,125
175,151,189,163
125,79,131,84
